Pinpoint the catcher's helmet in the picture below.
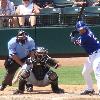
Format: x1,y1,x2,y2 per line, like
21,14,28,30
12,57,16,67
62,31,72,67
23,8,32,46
36,47,48,54
35,47,48,60
17,30,27,44
76,21,87,31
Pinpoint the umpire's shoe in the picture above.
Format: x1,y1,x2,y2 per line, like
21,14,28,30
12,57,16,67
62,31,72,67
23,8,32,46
0,84,7,91
80,89,95,95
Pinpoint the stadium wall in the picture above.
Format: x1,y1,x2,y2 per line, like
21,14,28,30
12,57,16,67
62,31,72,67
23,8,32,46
0,26,100,58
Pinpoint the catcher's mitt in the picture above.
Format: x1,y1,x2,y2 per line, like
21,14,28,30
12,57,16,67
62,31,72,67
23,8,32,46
69,30,79,43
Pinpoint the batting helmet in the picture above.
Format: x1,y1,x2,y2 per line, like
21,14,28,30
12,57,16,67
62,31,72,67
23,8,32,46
76,21,87,31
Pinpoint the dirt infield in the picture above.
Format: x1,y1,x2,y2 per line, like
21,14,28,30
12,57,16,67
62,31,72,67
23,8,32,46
0,57,100,100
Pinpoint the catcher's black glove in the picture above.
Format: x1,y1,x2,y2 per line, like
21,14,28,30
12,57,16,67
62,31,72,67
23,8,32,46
69,30,79,43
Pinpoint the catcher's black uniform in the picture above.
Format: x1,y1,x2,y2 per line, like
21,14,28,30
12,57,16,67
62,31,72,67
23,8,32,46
14,54,64,94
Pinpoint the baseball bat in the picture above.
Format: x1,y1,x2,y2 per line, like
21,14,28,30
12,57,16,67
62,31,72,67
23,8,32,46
77,0,87,21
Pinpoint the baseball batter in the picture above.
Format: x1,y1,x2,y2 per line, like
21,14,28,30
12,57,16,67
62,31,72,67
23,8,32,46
70,21,100,95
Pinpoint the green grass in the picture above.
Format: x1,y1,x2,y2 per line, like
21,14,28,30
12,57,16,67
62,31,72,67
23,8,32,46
53,66,96,85
0,68,6,83
0,66,96,85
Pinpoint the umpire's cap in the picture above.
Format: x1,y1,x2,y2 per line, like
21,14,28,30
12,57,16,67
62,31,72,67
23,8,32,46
76,21,87,31
16,30,28,44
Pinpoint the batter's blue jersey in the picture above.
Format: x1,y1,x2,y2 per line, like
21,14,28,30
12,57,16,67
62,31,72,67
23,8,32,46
77,29,100,55
8,36,36,59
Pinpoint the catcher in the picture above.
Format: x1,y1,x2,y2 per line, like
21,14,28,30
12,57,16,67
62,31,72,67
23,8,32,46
13,47,64,94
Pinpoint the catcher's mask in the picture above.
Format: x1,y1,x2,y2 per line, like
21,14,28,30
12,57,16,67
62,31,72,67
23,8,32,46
16,30,27,44
35,47,48,60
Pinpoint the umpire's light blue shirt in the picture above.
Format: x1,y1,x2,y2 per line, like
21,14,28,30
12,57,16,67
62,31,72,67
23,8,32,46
8,36,35,59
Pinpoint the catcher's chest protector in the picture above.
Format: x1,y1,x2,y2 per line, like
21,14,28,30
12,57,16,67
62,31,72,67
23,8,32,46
32,58,50,80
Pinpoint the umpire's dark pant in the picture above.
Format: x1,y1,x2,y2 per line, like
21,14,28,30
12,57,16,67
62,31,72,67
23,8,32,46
2,56,28,86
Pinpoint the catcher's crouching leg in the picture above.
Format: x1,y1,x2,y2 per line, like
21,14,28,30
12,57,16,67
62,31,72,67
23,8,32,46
13,79,27,94
47,70,64,93
18,69,33,92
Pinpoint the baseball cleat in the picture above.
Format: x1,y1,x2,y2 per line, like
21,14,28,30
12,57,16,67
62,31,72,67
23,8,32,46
26,84,33,92
26,87,33,92
0,84,7,91
52,88,64,94
98,90,100,96
80,89,95,95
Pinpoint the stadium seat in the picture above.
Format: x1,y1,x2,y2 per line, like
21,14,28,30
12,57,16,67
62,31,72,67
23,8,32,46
39,8,61,14
84,6,100,25
62,7,81,14
10,0,22,6
36,8,61,26
53,0,73,8
61,7,81,25
84,6,100,16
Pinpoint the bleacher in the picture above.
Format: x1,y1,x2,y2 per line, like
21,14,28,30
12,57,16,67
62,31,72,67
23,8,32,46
1,0,100,28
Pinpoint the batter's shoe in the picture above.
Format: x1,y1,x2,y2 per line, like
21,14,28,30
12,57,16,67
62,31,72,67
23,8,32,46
98,90,100,96
52,88,64,93
13,90,24,95
80,89,95,95
0,84,7,91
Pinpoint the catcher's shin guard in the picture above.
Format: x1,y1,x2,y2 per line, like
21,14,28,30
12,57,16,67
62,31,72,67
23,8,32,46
13,79,27,94
18,79,26,92
19,79,26,91
18,69,30,81
51,78,64,93
47,70,58,81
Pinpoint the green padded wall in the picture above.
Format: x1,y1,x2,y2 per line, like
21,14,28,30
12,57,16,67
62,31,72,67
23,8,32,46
0,26,100,56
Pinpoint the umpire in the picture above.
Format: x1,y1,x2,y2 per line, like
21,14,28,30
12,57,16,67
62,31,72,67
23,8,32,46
0,30,36,91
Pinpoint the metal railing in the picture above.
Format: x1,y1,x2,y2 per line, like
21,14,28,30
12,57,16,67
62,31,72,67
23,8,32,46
0,9,100,29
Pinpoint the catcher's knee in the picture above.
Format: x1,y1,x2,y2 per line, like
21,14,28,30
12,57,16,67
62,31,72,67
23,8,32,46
19,70,30,81
47,70,58,81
